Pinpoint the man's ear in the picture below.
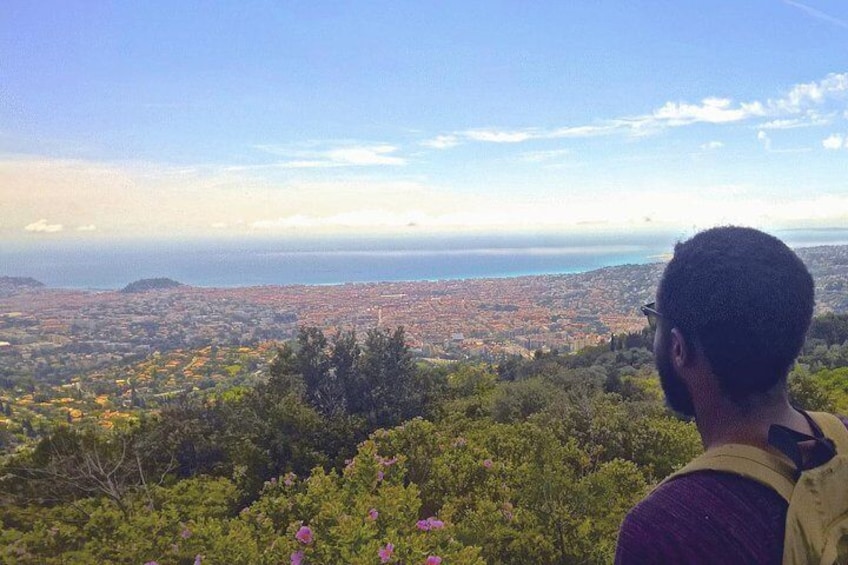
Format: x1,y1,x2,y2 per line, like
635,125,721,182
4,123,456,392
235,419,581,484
669,328,691,369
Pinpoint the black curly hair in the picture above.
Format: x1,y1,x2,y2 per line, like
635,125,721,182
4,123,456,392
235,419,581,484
657,226,814,403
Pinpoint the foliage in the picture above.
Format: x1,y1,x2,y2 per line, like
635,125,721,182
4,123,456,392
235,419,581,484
2,425,172,516
5,317,847,564
807,313,848,347
789,365,848,414
371,414,650,564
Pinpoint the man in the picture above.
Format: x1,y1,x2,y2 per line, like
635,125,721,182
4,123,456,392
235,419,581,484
614,226,848,564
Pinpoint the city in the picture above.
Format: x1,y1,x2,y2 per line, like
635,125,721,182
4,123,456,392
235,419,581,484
1,245,846,448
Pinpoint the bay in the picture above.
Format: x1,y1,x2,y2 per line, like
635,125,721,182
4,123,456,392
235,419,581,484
3,228,847,290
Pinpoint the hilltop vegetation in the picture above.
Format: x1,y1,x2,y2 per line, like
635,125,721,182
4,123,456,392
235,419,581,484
0,277,45,297
121,277,184,293
0,277,45,289
2,316,846,564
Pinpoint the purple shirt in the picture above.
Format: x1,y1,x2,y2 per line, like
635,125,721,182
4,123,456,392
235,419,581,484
615,471,786,564
615,417,848,564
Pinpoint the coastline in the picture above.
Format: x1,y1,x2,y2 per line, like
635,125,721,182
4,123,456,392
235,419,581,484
3,230,848,291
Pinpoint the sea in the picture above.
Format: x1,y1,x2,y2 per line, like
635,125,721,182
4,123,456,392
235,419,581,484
3,229,848,290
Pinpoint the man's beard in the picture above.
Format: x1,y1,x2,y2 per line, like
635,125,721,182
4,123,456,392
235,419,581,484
656,332,696,419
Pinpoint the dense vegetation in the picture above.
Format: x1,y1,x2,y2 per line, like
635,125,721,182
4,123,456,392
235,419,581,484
0,277,45,290
2,316,847,564
121,278,184,293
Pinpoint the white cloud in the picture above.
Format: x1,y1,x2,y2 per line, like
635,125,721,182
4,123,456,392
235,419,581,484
463,129,537,143
326,145,405,166
251,209,526,231
251,143,406,168
246,189,848,233
446,98,766,146
4,154,847,239
822,133,846,149
252,215,316,229
421,135,460,149
700,141,724,150
652,98,765,125
758,119,805,130
549,124,620,138
76,224,97,231
766,194,848,222
3,156,481,240
757,130,773,151
770,72,848,113
440,124,617,146
24,219,63,233
428,72,848,148
252,210,431,230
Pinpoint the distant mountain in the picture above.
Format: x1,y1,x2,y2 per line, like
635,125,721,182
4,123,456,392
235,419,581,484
0,276,46,290
120,278,184,293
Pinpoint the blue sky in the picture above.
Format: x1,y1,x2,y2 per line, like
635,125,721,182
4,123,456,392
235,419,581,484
2,1,847,243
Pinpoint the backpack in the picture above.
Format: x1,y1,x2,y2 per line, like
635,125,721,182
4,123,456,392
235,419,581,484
662,411,848,565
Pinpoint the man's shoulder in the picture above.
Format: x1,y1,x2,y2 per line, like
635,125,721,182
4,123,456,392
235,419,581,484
615,470,787,564
615,414,848,564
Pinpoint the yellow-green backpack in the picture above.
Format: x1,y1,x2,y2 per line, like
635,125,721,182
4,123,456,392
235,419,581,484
663,411,848,565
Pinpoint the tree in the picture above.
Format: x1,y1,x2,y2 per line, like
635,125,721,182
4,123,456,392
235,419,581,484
218,377,327,499
357,327,422,428
134,398,226,480
808,313,848,346
331,329,361,411
296,327,337,415
3,426,174,517
789,367,836,412
267,343,302,397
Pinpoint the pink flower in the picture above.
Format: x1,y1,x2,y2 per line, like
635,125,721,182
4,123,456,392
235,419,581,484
194,556,202,565
368,508,379,521
378,542,394,563
426,517,444,530
377,470,384,481
290,550,304,565
284,472,296,486
425,556,442,565
144,562,159,565
482,458,493,469
380,456,398,467
417,516,444,531
295,526,313,545
180,526,192,539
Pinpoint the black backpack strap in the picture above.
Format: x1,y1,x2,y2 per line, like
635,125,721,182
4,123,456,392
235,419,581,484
768,411,838,478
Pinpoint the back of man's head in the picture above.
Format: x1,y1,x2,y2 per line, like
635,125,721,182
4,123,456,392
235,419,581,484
657,226,814,403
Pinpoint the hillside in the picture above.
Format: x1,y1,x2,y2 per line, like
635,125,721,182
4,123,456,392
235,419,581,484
2,319,846,564
120,277,184,293
0,276,45,294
